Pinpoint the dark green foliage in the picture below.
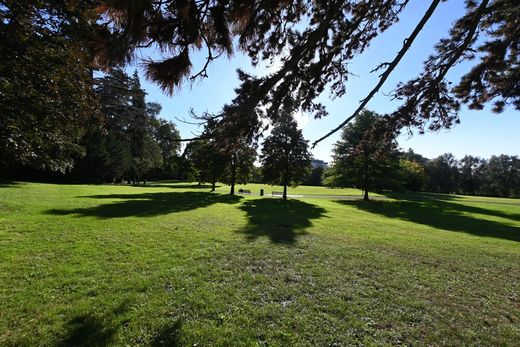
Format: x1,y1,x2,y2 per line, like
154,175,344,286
480,155,520,198
329,110,398,200
70,69,179,183
185,140,228,191
458,155,484,195
260,114,311,199
304,166,325,186
399,153,520,198
425,153,460,194
0,0,100,173
221,141,257,195
250,166,264,184
198,108,259,195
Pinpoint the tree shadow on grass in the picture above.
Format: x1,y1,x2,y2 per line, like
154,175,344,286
151,319,183,346
385,193,520,222
58,314,116,347
58,300,183,346
46,191,241,219
0,180,19,188
58,299,132,347
238,199,327,245
337,196,520,242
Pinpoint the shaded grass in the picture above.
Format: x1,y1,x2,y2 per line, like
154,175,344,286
239,199,327,244
338,195,520,242
46,191,241,219
0,182,519,345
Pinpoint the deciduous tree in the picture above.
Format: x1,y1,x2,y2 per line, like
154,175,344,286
330,110,397,200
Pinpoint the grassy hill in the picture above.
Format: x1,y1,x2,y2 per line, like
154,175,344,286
1,182,519,345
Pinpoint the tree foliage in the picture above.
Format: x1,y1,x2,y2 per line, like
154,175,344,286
0,0,100,172
260,114,311,199
71,69,180,183
220,140,257,195
330,110,398,200
185,139,227,191
96,0,519,145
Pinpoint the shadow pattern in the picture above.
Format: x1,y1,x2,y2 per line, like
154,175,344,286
337,195,520,242
0,180,19,188
151,319,183,346
46,192,241,219
239,199,327,245
58,314,116,347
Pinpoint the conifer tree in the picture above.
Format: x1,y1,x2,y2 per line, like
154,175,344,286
260,114,311,200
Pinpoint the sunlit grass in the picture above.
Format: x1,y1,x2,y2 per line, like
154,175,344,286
1,182,519,345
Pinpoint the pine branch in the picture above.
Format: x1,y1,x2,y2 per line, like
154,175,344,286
312,0,442,148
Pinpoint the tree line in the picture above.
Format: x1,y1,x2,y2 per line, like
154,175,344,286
5,91,519,200
4,69,185,184
323,111,520,199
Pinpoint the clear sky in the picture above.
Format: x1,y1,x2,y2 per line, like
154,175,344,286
128,0,519,163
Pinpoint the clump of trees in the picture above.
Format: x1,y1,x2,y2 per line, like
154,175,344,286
1,1,518,198
72,69,183,183
185,115,258,195
260,114,311,199
325,110,398,200
0,1,99,173
5,69,184,184
323,110,520,198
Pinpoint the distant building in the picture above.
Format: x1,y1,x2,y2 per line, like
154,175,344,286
311,159,328,169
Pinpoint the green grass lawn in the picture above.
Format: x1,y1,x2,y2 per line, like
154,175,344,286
1,182,519,345
151,181,370,196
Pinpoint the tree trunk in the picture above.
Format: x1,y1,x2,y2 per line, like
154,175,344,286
283,150,289,200
211,179,216,192
363,159,369,201
230,158,236,195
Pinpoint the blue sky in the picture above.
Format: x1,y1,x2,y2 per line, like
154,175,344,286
129,0,519,162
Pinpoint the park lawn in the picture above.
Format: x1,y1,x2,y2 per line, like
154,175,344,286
0,182,519,346
157,181,372,196
215,182,368,196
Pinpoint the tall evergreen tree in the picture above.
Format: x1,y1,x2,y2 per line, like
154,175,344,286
72,69,170,183
260,114,311,200
127,71,162,182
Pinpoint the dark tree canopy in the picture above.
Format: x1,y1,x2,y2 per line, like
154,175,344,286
185,139,227,191
425,153,460,194
70,69,179,183
2,0,518,176
221,139,257,195
260,114,311,199
0,0,101,172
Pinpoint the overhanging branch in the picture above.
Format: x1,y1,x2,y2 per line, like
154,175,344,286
312,0,442,148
